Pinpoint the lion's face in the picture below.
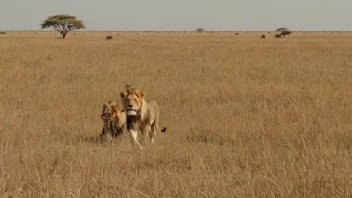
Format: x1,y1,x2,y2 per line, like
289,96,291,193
120,90,144,116
101,101,119,122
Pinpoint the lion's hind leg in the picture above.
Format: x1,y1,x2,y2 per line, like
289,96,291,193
151,105,160,142
143,125,153,143
150,122,156,143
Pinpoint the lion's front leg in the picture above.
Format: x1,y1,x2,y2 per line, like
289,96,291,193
129,129,143,150
100,127,106,137
100,124,107,137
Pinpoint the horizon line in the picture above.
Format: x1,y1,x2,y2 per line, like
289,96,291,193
2,30,352,32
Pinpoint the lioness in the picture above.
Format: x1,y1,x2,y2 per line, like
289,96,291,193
120,87,166,150
100,101,126,138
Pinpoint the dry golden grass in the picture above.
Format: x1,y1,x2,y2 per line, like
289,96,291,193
1,31,352,197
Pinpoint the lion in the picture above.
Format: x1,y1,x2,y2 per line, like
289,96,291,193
120,87,166,150
100,101,126,138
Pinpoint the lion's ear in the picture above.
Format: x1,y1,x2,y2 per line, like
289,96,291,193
137,91,145,99
120,92,127,98
112,105,118,113
103,103,108,109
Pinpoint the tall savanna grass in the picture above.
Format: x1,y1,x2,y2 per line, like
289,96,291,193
0,31,351,197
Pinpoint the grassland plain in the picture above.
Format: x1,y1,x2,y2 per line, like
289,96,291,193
0,31,352,197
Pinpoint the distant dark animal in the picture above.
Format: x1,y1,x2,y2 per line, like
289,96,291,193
0,32,6,35
235,33,239,35
105,36,113,40
275,34,282,38
261,35,266,39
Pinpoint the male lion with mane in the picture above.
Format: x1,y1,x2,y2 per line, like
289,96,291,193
120,86,166,150
100,101,126,138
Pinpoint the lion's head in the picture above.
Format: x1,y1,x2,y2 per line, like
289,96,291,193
120,88,147,119
101,101,121,122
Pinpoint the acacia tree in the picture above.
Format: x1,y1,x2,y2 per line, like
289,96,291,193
276,27,292,37
41,15,85,39
196,28,204,33
276,27,289,32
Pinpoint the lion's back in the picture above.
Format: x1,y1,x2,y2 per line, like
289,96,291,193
146,100,159,123
147,100,159,113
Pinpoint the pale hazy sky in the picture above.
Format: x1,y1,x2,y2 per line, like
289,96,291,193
0,0,350,31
